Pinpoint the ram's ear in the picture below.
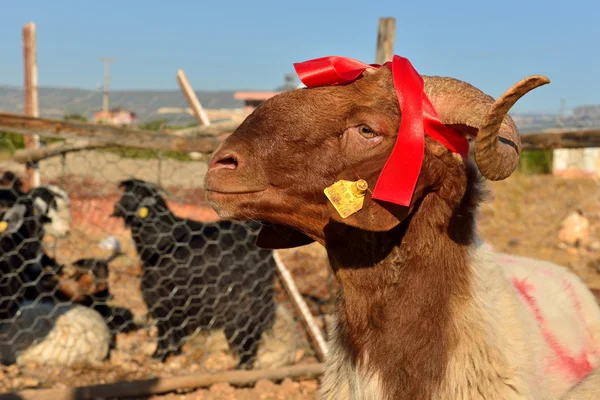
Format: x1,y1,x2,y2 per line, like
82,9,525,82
256,224,315,249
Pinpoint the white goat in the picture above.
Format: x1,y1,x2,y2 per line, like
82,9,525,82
0,301,110,366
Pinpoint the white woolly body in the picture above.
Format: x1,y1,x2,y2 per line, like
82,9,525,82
562,366,600,400
318,246,600,400
0,301,110,366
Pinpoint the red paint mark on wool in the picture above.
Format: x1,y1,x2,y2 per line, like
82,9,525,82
498,256,519,264
536,267,600,361
512,277,595,382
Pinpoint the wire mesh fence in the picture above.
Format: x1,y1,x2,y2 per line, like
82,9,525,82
0,130,336,395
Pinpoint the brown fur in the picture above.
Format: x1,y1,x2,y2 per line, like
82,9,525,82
319,148,484,399
204,66,542,399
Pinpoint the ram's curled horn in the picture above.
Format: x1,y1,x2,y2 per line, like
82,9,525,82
423,74,550,181
473,76,550,181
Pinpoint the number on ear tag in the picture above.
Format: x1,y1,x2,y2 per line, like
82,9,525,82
324,179,368,218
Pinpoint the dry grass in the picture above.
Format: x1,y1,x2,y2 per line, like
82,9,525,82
479,173,600,287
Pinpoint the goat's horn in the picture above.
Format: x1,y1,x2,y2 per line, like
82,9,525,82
473,76,550,180
423,75,550,180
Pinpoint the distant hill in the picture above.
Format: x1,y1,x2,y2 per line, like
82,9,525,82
1,84,599,132
0,85,244,124
512,106,600,134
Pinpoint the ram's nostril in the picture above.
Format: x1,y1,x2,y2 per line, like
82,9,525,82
217,156,238,169
209,152,241,172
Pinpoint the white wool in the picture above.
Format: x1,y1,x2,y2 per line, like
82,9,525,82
562,366,600,399
320,316,384,400
0,301,110,367
319,246,600,400
495,252,600,380
253,303,298,369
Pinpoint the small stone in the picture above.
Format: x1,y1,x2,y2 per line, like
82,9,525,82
506,239,520,248
255,379,275,391
209,382,236,399
165,356,183,370
109,350,132,365
299,379,319,394
559,210,590,248
188,363,201,372
280,377,299,392
203,351,236,370
6,365,20,376
139,342,156,356
20,377,39,388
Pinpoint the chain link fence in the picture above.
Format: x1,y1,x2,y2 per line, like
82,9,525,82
0,126,336,396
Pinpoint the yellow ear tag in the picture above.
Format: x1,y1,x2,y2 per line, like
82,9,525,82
0,221,7,233
324,179,368,218
33,208,38,215
137,207,149,219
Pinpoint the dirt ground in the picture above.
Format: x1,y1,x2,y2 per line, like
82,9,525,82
478,173,600,288
2,153,600,399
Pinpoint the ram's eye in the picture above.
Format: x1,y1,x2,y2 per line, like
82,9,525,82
358,125,377,139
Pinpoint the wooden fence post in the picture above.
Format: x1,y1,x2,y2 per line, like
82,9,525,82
273,251,328,362
22,22,40,189
176,69,211,127
375,17,396,65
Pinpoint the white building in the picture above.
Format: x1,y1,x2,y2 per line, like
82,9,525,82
553,148,600,178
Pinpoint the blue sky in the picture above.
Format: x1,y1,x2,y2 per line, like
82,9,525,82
0,0,597,112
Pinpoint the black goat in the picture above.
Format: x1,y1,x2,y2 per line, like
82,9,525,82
0,190,56,320
111,179,277,368
56,247,136,337
1,171,71,238
0,185,134,338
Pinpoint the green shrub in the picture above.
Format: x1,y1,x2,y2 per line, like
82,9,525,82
518,149,553,175
0,119,202,162
0,132,25,154
63,113,88,122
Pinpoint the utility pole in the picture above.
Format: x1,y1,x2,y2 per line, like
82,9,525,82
22,22,40,189
375,17,396,65
99,57,115,116
559,98,567,116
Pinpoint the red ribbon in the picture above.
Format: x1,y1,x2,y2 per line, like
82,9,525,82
293,55,470,207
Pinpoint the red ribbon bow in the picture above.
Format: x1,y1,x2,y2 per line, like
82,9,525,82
293,55,470,208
